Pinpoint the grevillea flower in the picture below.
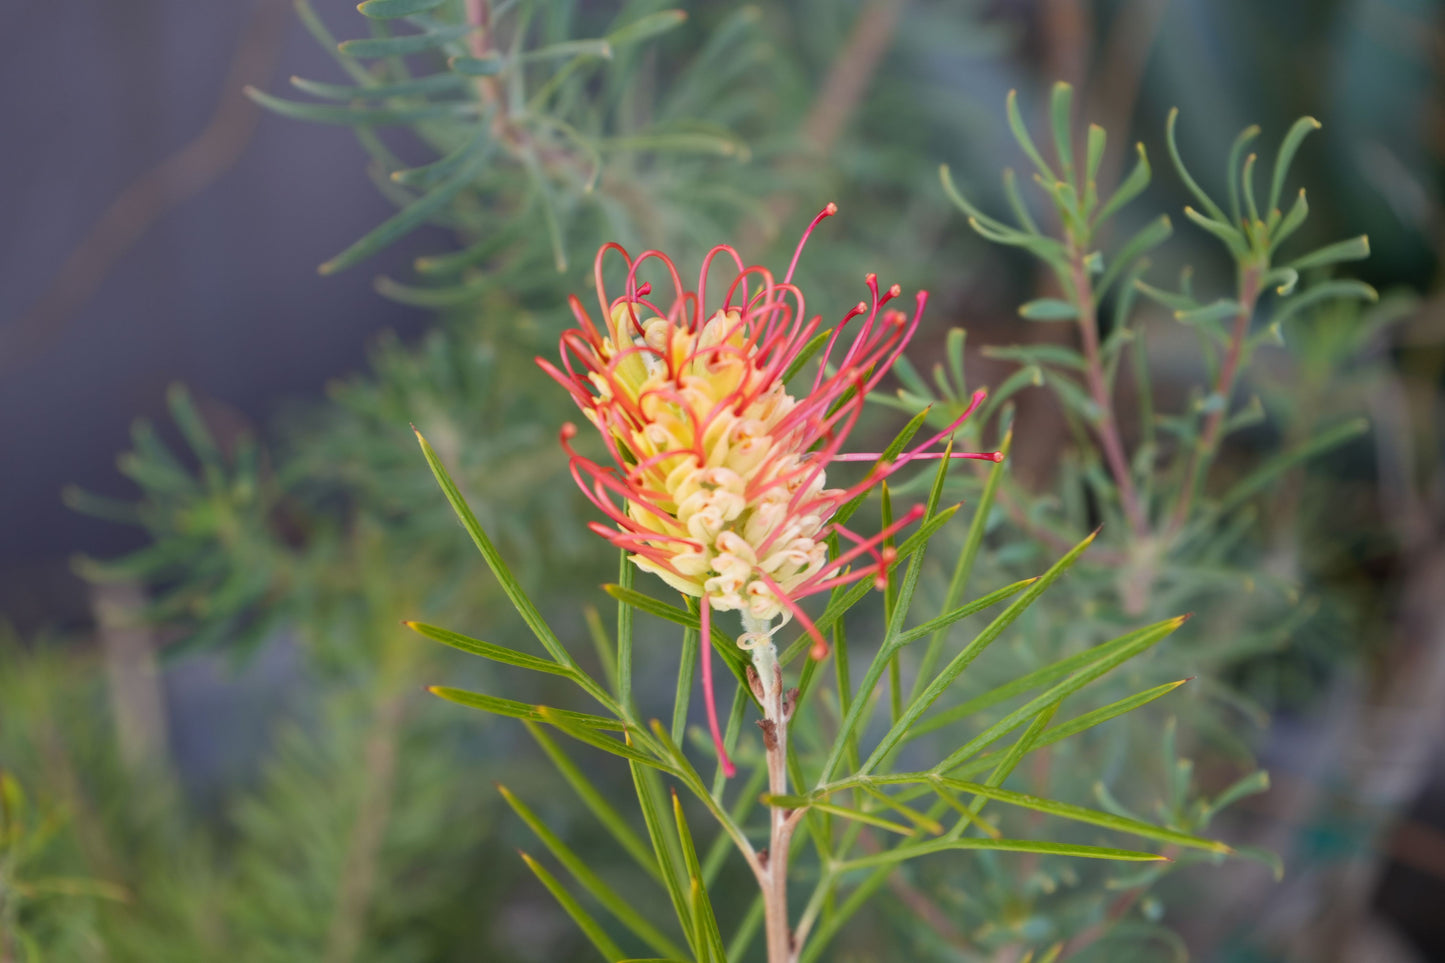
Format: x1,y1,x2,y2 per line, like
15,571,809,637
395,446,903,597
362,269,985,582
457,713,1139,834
538,205,1000,775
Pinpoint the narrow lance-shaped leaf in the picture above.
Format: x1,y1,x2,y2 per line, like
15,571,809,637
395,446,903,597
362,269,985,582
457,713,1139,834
1268,116,1322,214
320,146,488,274
526,723,663,884
356,0,445,19
908,434,1013,702
1094,142,1151,226
853,531,1100,779
934,778,1232,855
1269,280,1378,328
1019,299,1078,321
338,24,474,58
427,687,625,731
1049,81,1075,183
1166,108,1230,224
500,786,688,960
1097,214,1172,297
1006,89,1057,182
670,792,727,962
608,9,689,47
936,616,1187,773
1287,235,1370,272
832,837,1167,874
631,761,699,959
415,430,605,696
289,72,469,102
518,852,626,963
1225,125,1261,226
405,621,574,676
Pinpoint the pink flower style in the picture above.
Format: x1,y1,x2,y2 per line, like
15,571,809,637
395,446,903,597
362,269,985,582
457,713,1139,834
538,205,1000,775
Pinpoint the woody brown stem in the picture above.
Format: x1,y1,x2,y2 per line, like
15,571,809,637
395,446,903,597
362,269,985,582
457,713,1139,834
1068,239,1149,537
749,641,797,963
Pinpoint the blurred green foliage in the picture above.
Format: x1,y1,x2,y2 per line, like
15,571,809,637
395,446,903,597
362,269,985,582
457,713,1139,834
4,0,1441,960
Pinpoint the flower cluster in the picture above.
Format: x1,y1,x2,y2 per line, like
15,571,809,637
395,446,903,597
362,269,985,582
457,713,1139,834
539,205,999,772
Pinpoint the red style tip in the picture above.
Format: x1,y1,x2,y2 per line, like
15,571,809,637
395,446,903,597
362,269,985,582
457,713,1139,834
824,201,839,216
990,451,1005,463
810,637,831,660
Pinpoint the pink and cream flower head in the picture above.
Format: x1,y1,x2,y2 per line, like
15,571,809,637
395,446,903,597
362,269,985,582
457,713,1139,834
538,204,1000,775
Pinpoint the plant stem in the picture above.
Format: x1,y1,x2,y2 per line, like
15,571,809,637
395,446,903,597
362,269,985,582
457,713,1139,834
1068,239,1149,537
749,637,798,963
1169,264,1263,534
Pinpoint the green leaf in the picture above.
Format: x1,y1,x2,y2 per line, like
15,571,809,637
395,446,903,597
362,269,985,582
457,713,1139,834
781,330,830,386
600,130,745,157
1018,298,1078,321
780,505,960,666
245,86,471,127
501,786,687,960
526,724,662,883
1098,215,1172,297
908,433,1012,705
1002,168,1040,234
1165,108,1229,224
1224,125,1261,226
391,126,490,189
608,10,688,47
601,585,752,695
631,763,697,959
980,366,1043,423
338,25,474,58
935,617,1187,773
1049,81,1075,182
671,624,698,746
984,344,1086,371
1212,418,1369,518
935,779,1231,855
1206,771,1270,819
537,708,673,770
855,532,1099,778
1006,89,1056,182
415,430,603,695
427,687,624,731
1287,235,1370,272
320,145,486,274
405,621,571,676
894,578,1036,647
833,838,1167,874
518,852,626,962
1175,300,1242,326
670,793,726,962
1094,142,1151,226
1265,267,1299,296
1271,189,1309,253
355,0,444,18
448,54,502,75
289,71,469,101
1081,124,1106,213
1268,116,1322,214
1181,205,1248,258
1271,280,1378,328
1134,279,1198,314
522,39,614,62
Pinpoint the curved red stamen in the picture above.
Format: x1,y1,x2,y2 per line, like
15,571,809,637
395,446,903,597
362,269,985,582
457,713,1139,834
699,596,736,778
